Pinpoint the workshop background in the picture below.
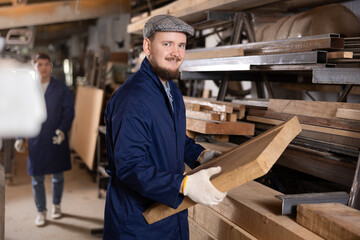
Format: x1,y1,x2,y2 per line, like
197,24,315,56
0,0,360,239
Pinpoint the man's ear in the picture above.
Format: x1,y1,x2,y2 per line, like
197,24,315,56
143,38,151,56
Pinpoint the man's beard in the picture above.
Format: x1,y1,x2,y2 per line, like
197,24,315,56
150,57,181,81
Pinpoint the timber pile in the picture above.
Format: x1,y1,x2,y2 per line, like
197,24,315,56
246,99,360,151
245,99,360,187
183,96,254,140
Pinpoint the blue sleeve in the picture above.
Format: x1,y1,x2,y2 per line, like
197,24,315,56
58,86,74,133
112,103,184,209
184,135,204,169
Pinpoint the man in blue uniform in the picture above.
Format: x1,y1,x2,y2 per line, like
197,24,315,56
104,15,227,239
14,52,74,227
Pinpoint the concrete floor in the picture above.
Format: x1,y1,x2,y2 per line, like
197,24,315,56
5,152,105,240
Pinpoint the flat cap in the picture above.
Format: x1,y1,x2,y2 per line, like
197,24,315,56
143,14,195,39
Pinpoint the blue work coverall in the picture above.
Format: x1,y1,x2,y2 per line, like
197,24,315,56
104,57,204,239
28,77,74,176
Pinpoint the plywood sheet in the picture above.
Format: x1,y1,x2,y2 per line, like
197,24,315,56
70,86,104,170
297,203,360,240
143,116,301,224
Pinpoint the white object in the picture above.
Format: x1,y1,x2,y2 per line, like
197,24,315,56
184,166,227,206
35,210,46,227
0,58,47,138
52,129,65,145
14,139,25,153
52,204,62,219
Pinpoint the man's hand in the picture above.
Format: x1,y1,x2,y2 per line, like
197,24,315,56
198,149,222,165
183,166,227,206
14,139,26,153
52,129,65,145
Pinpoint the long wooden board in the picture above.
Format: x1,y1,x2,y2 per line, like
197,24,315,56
143,116,302,224
210,181,324,240
70,86,104,170
248,108,360,133
297,203,360,240
268,99,360,120
186,118,254,135
246,115,360,139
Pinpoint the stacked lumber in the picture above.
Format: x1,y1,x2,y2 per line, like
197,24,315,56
184,96,254,140
189,181,324,240
246,99,360,151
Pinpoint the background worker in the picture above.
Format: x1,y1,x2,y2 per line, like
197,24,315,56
103,15,226,239
14,52,75,227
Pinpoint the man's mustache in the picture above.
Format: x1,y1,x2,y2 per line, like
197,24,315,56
165,56,181,62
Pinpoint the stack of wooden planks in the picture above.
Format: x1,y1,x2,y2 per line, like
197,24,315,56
184,96,254,141
246,99,360,152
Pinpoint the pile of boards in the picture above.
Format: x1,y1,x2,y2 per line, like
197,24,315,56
184,96,254,141
245,99,360,187
188,181,360,240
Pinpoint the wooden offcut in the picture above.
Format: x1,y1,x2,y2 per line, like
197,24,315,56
185,48,244,60
186,118,254,135
297,203,360,240
143,116,302,224
70,86,104,170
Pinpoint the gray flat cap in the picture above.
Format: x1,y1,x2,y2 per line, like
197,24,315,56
143,15,195,39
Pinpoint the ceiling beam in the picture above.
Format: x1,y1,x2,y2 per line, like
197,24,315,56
0,0,130,30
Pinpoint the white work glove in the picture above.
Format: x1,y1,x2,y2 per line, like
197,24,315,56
183,166,227,206
14,139,26,153
198,149,222,165
52,129,65,145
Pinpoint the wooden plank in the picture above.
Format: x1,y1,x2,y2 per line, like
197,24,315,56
70,86,104,170
210,181,324,240
0,0,129,30
143,117,302,224
297,203,360,240
185,48,244,60
254,122,360,149
189,217,217,240
186,110,220,121
327,51,353,59
184,97,233,113
248,108,360,133
336,108,360,121
191,204,257,240
127,0,280,34
268,99,360,120
246,115,360,139
186,118,254,135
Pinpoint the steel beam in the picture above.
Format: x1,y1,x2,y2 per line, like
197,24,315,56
313,68,360,85
276,192,350,215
